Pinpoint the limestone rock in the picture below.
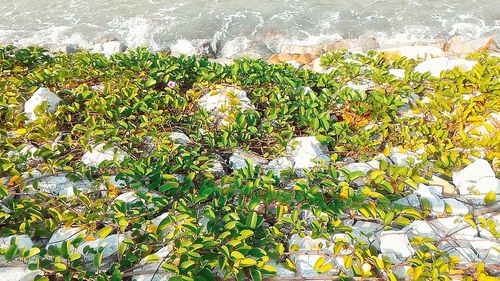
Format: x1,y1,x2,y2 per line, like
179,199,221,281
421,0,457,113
81,143,128,167
415,184,445,214
393,193,420,208
403,220,437,239
206,160,226,177
24,87,61,121
229,150,268,170
443,198,470,215
428,176,457,197
0,266,43,281
0,235,33,250
287,136,330,176
265,260,296,277
380,231,415,263
381,46,444,59
132,244,174,281
312,58,333,73
57,44,78,54
389,147,421,167
288,234,332,252
443,36,499,56
452,159,497,194
350,221,384,247
168,131,191,144
27,174,92,196
415,57,477,77
291,254,337,277
470,239,500,265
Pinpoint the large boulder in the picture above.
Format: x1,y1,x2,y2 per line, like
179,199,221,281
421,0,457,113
81,143,128,167
443,36,499,56
414,57,477,77
24,87,61,121
286,136,330,176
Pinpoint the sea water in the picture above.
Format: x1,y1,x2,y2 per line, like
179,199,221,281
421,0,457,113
0,0,498,56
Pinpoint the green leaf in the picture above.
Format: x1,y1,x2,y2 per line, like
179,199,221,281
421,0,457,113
144,254,160,262
97,226,113,239
54,262,67,272
5,244,18,261
145,78,157,88
61,241,70,259
246,212,258,229
93,252,103,269
250,268,262,281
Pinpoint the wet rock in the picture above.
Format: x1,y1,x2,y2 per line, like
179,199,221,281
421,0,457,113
380,231,415,263
81,143,128,167
414,57,477,77
24,87,61,121
132,244,174,281
57,43,78,54
287,136,330,176
322,37,380,53
452,159,497,194
27,174,92,196
199,40,221,59
229,149,268,170
168,131,191,144
46,227,85,249
266,157,294,178
279,44,323,56
381,46,444,59
170,39,198,56
443,36,499,56
91,41,127,57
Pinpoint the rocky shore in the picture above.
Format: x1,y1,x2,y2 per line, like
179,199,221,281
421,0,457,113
0,37,499,280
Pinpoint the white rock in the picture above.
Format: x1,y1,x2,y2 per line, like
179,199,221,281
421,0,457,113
266,157,294,177
452,159,496,194
288,234,332,252
470,239,500,265
291,254,337,277
28,174,92,196
77,234,125,269
265,260,296,277
132,244,174,281
312,58,333,73
19,144,38,157
415,57,477,77
81,143,128,167
57,44,78,54
286,60,302,68
389,147,421,167
343,83,369,92
380,231,415,262
443,198,470,215
287,136,330,176
429,216,493,242
198,87,254,125
206,160,225,177
403,220,437,238
394,194,420,208
229,150,268,170
350,221,384,247
389,69,406,79
0,235,33,250
342,162,375,175
46,227,85,249
168,132,191,144
0,267,43,281
24,87,61,121
381,46,444,59
415,184,445,214
440,243,479,264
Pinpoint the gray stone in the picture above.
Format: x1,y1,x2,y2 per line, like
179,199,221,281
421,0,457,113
24,87,61,121
0,266,43,281
77,234,125,270
266,157,294,178
415,184,445,214
389,147,421,167
168,132,191,144
57,44,78,54
81,143,128,167
393,194,420,208
46,227,85,249
403,220,438,238
350,221,384,247
415,57,477,77
443,198,470,215
0,235,33,250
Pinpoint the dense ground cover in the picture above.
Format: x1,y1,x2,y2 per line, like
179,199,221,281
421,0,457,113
0,46,499,280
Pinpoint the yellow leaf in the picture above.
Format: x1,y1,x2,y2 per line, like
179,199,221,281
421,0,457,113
484,192,496,205
14,128,27,136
